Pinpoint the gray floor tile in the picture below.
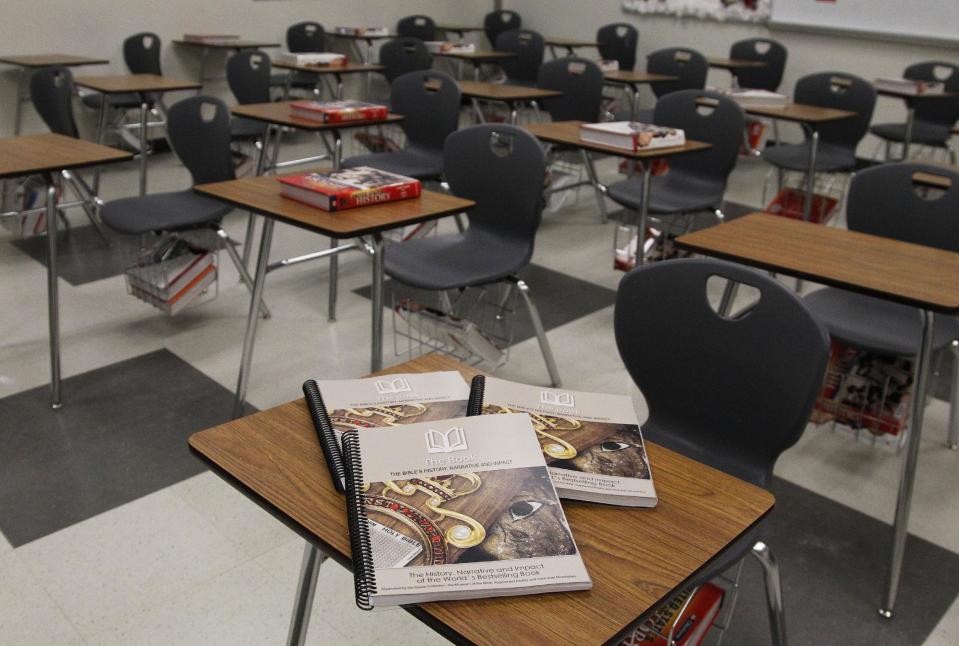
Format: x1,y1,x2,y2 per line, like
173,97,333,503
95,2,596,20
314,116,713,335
10,225,142,286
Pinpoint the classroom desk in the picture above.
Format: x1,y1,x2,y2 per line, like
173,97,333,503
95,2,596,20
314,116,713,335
432,50,516,81
188,353,776,646
544,37,601,58
193,174,473,417
0,133,131,407
457,80,562,124
172,39,280,83
270,60,385,100
0,54,109,135
707,57,766,88
436,24,484,38
602,70,679,120
329,32,395,65
874,85,958,160
73,74,201,196
676,212,959,618
524,120,710,248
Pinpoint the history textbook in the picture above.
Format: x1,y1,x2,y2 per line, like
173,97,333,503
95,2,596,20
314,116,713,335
278,166,421,212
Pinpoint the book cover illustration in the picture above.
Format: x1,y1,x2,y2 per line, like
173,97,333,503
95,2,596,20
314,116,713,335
278,166,422,211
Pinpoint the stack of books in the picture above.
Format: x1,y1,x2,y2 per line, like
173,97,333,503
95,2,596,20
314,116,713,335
125,238,216,315
875,77,945,96
597,59,620,72
278,167,422,212
334,26,389,37
580,121,686,151
619,583,724,646
182,34,240,44
289,100,388,123
424,41,476,54
274,52,346,67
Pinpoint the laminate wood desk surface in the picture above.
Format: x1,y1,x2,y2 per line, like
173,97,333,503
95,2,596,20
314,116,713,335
458,80,562,101
737,102,857,123
0,54,109,67
0,133,131,179
73,74,201,94
707,57,767,70
432,49,516,62
545,37,601,48
874,86,958,101
229,102,402,130
436,24,485,33
331,32,396,41
603,70,678,85
271,60,386,75
525,120,712,160
172,39,280,49
189,354,775,646
194,172,473,238
676,213,959,313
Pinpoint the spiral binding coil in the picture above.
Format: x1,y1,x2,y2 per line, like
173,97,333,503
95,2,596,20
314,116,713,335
467,374,486,417
342,431,376,610
302,379,347,494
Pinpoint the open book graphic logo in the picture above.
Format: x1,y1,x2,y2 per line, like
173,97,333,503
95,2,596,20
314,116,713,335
375,377,411,395
425,427,468,453
541,391,575,407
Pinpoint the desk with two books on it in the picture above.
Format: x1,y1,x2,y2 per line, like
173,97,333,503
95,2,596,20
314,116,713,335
188,353,776,645
457,80,562,124
676,212,959,619
172,36,280,84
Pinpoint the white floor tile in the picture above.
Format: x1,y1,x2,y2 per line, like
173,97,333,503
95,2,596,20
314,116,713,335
0,552,84,646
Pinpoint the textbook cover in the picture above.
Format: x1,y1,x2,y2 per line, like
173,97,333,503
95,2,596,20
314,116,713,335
289,100,389,124
278,166,421,212
580,121,685,151
480,377,657,507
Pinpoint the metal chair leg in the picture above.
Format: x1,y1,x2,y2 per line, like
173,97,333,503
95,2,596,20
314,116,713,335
217,227,271,319
514,278,561,387
949,340,959,450
286,542,327,646
751,541,787,646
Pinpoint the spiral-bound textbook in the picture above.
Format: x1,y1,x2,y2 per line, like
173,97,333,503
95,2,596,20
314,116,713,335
476,376,658,507
342,412,591,608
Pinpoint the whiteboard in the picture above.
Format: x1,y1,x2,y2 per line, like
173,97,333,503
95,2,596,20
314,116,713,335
771,0,959,44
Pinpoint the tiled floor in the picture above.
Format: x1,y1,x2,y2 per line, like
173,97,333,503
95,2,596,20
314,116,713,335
1,109,957,646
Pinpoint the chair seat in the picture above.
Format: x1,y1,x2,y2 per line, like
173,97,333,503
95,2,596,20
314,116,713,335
762,141,856,173
385,230,528,291
341,148,443,180
606,173,725,215
804,288,959,356
82,92,151,110
101,190,233,235
869,121,952,147
230,116,268,140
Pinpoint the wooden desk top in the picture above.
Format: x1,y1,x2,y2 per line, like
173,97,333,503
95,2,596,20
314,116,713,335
0,53,109,68
432,49,516,62
458,80,562,101
603,70,678,85
707,57,767,70
525,120,712,160
271,60,385,75
676,213,959,313
331,32,395,40
437,24,484,33
740,102,857,124
189,354,775,646
0,133,131,179
875,86,958,101
173,39,280,49
73,74,201,94
194,172,473,238
545,37,601,48
230,102,401,130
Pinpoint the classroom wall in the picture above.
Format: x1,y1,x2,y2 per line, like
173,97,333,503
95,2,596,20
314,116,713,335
0,0,490,137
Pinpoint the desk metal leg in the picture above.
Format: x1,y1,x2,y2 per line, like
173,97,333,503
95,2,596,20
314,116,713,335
286,542,326,646
198,47,209,85
370,233,385,373
471,98,486,123
241,132,271,268
795,129,820,292
880,310,935,618
473,63,481,81
580,149,607,223
328,237,339,322
138,100,148,196
902,106,915,161
14,67,27,135
44,176,62,409
92,101,109,196
232,217,275,418
636,165,652,266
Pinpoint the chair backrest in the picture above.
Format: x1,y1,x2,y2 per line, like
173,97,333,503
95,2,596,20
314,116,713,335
396,15,436,42
729,38,787,91
846,162,959,253
287,22,326,53
537,57,603,122
615,258,830,487
496,29,544,85
484,9,522,48
445,124,546,257
124,32,161,75
30,66,79,138
652,89,745,187
646,47,708,98
391,70,461,152
226,50,272,105
166,96,235,186
379,38,432,84
596,23,638,72
904,61,959,128
793,72,876,151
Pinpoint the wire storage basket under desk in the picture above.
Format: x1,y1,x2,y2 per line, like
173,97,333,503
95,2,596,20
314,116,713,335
123,230,219,316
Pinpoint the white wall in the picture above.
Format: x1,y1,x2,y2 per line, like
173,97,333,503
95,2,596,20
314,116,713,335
0,0,490,136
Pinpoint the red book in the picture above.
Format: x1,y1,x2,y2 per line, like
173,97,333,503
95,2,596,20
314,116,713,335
278,167,422,212
619,583,724,646
289,100,389,124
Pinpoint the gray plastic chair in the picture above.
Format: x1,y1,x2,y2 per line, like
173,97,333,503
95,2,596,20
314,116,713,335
495,29,544,87
597,23,638,72
615,257,830,646
82,32,161,110
803,163,959,448
396,15,436,42
484,9,522,49
342,70,460,179
729,38,788,92
763,72,876,173
630,47,708,123
606,90,745,237
384,124,560,386
379,38,432,84
537,57,603,122
870,62,959,162
226,50,270,140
